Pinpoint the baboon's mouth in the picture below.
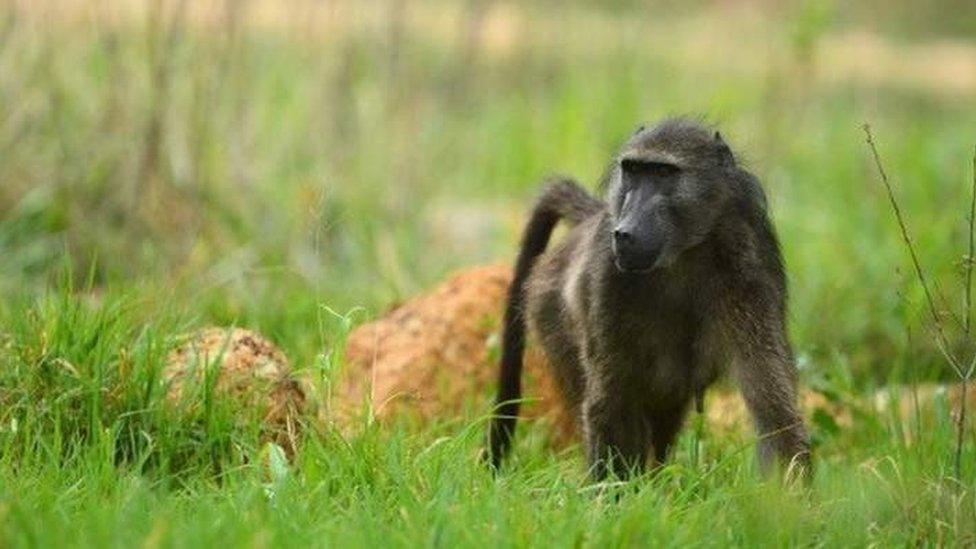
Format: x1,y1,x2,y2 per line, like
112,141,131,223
613,247,675,274
612,255,657,274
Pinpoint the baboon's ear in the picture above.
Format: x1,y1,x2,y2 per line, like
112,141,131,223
634,124,646,135
714,131,735,166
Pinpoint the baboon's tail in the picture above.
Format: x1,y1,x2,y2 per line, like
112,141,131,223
486,178,603,470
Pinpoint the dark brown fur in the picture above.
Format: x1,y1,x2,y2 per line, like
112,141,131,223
487,118,811,480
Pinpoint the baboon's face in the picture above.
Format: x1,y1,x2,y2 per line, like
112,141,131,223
609,127,733,273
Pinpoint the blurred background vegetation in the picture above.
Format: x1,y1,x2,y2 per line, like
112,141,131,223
1,0,975,386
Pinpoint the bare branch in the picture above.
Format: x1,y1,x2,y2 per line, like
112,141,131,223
862,124,957,365
955,360,974,480
929,325,965,378
961,147,976,480
968,145,976,338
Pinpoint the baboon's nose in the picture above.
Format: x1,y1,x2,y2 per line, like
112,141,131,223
613,228,633,244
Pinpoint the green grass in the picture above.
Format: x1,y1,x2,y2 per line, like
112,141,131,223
2,0,976,546
1,284,974,546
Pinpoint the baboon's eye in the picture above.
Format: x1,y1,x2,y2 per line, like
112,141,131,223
620,158,680,178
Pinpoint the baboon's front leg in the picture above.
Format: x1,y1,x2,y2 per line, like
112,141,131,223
711,280,812,480
731,339,811,479
582,379,651,481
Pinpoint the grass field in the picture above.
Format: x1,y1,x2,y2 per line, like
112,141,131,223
2,0,976,545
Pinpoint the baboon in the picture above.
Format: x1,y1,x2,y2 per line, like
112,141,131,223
486,118,811,480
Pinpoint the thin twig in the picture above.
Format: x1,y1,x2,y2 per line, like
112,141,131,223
864,125,976,481
955,356,975,480
967,144,976,338
958,147,976,480
928,323,965,378
863,124,957,365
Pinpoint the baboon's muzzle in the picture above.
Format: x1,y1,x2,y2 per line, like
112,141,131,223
611,224,663,273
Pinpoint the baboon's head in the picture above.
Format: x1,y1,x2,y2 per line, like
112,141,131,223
607,119,738,273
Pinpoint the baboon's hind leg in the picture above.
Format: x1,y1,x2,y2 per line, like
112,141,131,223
527,276,587,414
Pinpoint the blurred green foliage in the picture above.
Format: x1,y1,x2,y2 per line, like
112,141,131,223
0,0,975,382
